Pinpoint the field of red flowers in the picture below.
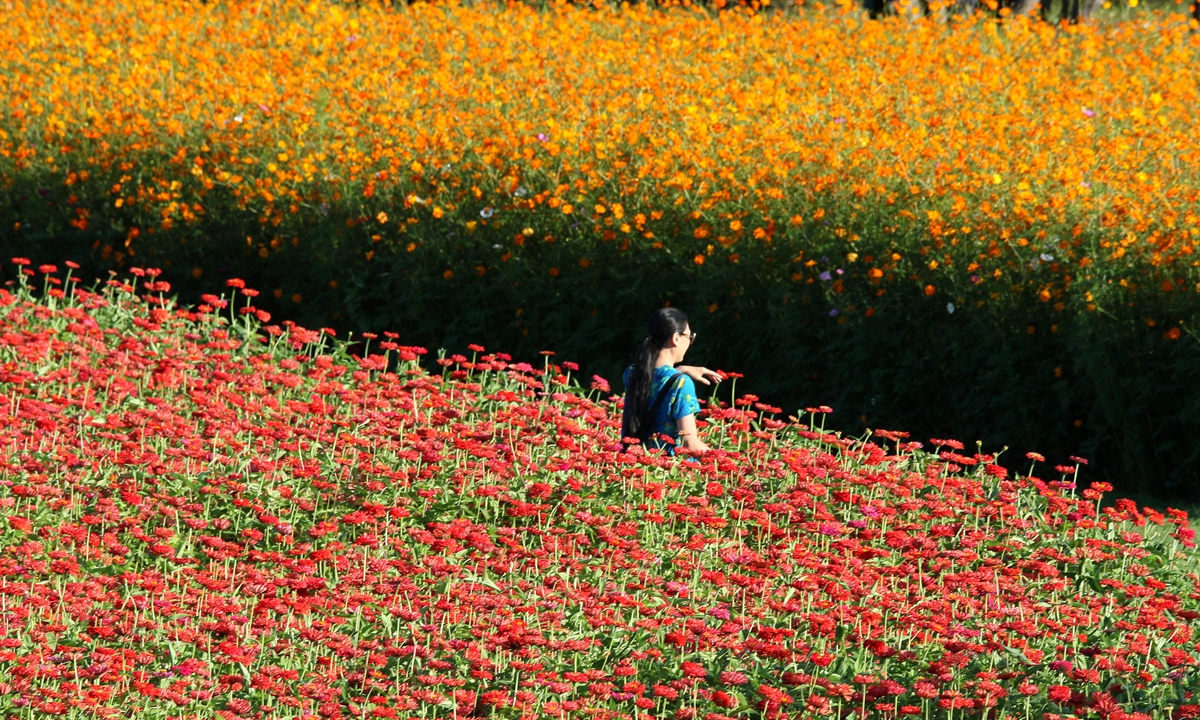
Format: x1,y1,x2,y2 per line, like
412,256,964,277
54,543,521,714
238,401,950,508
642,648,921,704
1,261,1198,719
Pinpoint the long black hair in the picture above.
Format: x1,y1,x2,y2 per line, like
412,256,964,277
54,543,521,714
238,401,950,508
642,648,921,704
623,307,690,440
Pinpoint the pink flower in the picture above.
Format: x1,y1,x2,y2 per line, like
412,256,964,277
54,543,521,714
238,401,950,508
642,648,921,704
719,671,747,685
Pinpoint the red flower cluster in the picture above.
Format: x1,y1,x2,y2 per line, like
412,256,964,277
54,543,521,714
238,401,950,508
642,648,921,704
0,262,1196,720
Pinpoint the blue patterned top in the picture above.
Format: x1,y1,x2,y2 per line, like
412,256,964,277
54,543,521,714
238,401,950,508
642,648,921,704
621,364,702,454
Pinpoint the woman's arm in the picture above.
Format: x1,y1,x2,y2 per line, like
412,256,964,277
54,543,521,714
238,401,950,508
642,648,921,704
674,365,722,387
675,413,710,453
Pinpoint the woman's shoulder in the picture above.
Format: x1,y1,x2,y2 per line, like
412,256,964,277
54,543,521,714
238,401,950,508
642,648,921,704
661,365,689,381
672,371,697,393
657,366,694,393
653,365,683,383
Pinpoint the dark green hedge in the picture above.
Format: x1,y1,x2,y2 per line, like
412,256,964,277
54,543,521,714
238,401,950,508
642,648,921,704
5,177,1199,499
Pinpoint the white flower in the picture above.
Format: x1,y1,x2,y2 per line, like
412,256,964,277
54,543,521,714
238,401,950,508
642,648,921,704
513,187,528,197
492,244,503,250
946,302,955,314
1040,253,1054,262
233,115,243,123
480,206,494,219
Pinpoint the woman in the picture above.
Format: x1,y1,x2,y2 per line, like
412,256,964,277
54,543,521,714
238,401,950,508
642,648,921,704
621,308,721,455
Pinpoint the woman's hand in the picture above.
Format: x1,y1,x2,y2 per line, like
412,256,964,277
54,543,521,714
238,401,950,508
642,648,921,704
675,365,723,387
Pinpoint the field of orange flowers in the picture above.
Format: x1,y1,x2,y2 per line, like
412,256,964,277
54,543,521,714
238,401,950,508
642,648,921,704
5,0,1199,291
1,264,1199,720
3,0,1200,493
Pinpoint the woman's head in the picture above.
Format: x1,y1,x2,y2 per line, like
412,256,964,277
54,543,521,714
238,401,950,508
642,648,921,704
623,308,692,440
646,307,693,365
